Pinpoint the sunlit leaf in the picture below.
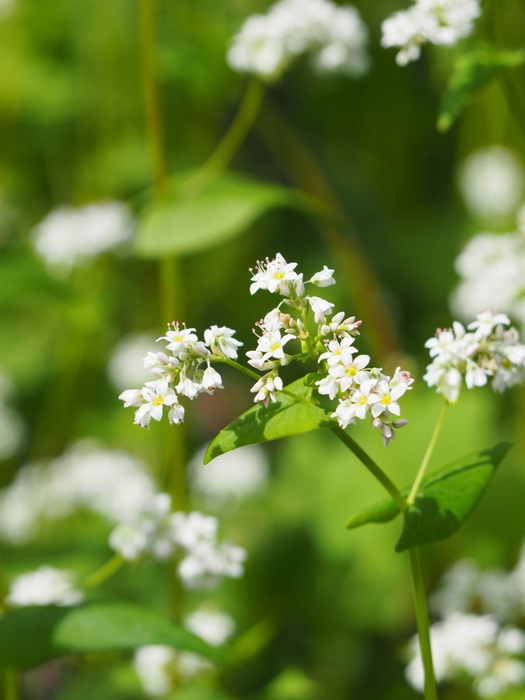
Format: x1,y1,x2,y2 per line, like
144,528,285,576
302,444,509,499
438,48,525,132
0,602,223,670
134,172,330,258
204,374,336,463
345,444,511,552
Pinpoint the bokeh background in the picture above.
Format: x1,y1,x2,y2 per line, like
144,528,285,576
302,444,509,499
1,0,525,698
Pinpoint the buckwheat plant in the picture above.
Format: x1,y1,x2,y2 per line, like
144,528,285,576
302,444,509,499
121,253,525,700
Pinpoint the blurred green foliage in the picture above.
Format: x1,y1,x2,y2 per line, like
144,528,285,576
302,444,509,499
1,0,525,698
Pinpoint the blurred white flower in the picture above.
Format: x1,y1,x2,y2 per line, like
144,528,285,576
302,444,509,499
189,443,269,506
133,645,177,697
431,560,481,619
382,0,481,66
458,147,524,221
107,333,158,391
184,608,235,646
0,441,156,543
32,201,134,272
406,613,499,690
7,566,83,607
227,0,369,81
450,231,525,327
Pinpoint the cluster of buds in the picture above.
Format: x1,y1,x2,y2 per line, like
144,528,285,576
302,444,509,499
423,311,525,403
119,324,242,428
248,254,413,446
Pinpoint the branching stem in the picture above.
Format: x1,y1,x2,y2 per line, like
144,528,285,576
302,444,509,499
408,401,448,504
82,554,125,590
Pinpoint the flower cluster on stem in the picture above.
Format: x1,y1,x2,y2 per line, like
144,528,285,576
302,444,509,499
423,311,525,403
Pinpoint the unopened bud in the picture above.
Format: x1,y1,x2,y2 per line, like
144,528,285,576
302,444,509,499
392,419,409,429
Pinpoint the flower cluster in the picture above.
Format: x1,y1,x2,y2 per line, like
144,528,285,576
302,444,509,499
407,544,525,697
109,498,247,590
227,0,370,82
6,566,83,607
423,311,525,402
134,608,234,695
119,323,242,429
32,201,134,272
248,254,413,447
0,441,157,543
381,0,481,66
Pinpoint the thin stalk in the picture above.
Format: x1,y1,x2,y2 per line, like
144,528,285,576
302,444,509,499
407,402,448,505
139,0,187,512
331,426,407,511
82,554,125,590
180,78,265,198
2,669,19,700
409,548,438,700
214,357,261,381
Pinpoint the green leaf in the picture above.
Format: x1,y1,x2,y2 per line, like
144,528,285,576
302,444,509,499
53,602,222,659
345,443,511,552
0,602,223,670
438,48,525,132
205,374,336,463
134,172,329,258
345,498,400,530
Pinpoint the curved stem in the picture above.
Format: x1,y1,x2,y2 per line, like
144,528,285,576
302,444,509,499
409,548,438,700
214,357,261,381
179,78,265,198
82,554,125,590
408,402,448,505
331,426,407,511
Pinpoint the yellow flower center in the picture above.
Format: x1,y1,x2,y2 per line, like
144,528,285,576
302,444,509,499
152,396,164,406
381,396,391,405
273,271,285,280
271,342,281,352
358,396,368,405
346,365,357,376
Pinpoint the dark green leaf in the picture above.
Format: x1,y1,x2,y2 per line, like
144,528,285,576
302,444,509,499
345,443,511,552
396,442,511,551
134,172,329,258
205,374,336,463
0,602,223,670
438,49,525,132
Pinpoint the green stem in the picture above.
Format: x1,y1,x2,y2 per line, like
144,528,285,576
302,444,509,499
407,402,448,505
409,548,438,700
139,0,188,512
215,357,261,381
2,669,19,700
179,78,265,198
331,426,407,511
82,554,125,590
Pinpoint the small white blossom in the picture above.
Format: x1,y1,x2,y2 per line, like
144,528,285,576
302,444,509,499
308,295,334,323
133,380,180,428
309,265,336,287
184,608,235,646
250,253,299,295
203,326,243,360
32,201,134,272
251,370,283,406
7,566,83,607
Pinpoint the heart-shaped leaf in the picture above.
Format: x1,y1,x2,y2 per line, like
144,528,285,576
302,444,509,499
205,374,336,463
438,48,525,132
134,172,329,258
345,443,511,552
0,601,223,670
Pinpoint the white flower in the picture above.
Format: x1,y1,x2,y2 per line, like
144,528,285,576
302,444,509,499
406,614,499,691
7,566,83,607
170,511,218,550
108,333,158,390
177,540,247,590
109,493,174,562
200,366,224,394
250,253,299,295
328,353,370,393
345,378,379,420
158,324,199,356
32,201,134,272
203,325,243,360
227,0,369,81
134,380,180,428
382,0,481,66
189,444,269,506
109,522,149,561
184,608,235,646
458,146,524,221
133,645,177,697
370,380,403,418
308,295,335,323
309,265,336,287
318,337,358,365
468,310,510,339
251,370,283,406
